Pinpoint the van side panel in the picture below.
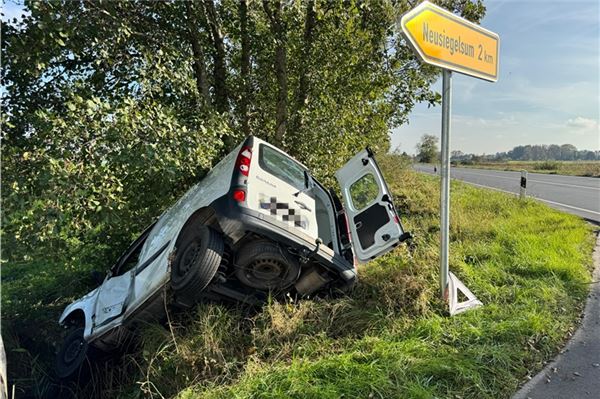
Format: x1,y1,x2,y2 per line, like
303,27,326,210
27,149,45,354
127,143,241,312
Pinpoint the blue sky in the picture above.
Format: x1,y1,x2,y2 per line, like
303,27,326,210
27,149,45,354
392,0,600,154
1,0,24,24
2,1,599,154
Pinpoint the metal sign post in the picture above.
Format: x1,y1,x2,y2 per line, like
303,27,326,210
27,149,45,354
439,69,452,299
439,69,483,314
400,1,498,315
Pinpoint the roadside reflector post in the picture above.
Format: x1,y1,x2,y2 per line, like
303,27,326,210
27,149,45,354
520,170,527,199
400,1,498,315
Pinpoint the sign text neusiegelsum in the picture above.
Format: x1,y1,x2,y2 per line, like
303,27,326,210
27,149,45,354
422,23,475,58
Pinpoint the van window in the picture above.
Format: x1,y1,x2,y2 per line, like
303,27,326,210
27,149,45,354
349,173,379,211
110,222,156,276
258,144,306,190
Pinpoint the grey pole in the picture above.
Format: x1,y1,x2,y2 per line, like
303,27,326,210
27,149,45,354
440,69,452,299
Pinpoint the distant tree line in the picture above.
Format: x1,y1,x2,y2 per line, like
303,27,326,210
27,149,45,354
451,144,599,162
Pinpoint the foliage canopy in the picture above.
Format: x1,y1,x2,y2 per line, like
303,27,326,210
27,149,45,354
416,133,439,163
2,0,485,261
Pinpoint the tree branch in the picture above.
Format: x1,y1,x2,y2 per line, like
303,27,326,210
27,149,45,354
239,0,251,135
263,0,287,145
289,0,316,137
202,0,228,113
185,1,211,106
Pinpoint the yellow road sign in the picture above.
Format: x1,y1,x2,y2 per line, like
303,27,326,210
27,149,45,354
400,1,499,82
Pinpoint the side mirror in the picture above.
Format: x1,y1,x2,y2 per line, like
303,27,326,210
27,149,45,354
90,270,105,286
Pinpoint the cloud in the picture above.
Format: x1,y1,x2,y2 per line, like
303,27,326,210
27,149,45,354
566,117,599,130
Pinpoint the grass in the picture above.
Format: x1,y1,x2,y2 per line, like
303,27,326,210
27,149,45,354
456,160,600,177
2,154,596,398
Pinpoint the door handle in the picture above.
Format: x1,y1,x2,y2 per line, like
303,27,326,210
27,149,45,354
355,221,363,230
294,200,311,211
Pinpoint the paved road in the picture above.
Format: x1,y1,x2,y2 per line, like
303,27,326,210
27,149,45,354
414,164,600,224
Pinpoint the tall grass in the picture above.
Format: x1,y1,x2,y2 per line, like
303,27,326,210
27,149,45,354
1,154,595,398
458,160,600,177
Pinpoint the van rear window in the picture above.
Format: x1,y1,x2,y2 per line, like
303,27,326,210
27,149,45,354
258,144,306,190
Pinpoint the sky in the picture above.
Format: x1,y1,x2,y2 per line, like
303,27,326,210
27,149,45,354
1,0,25,24
2,0,599,155
391,0,600,155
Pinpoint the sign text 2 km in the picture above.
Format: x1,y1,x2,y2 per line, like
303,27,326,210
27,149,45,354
401,1,499,82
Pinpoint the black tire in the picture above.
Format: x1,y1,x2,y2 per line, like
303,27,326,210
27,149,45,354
171,225,223,303
55,327,93,380
235,241,300,291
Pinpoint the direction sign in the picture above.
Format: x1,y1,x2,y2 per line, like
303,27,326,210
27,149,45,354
400,1,499,82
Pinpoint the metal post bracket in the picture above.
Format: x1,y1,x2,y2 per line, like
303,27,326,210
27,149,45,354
448,271,483,316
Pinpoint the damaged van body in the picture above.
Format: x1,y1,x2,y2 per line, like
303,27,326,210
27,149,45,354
56,136,410,378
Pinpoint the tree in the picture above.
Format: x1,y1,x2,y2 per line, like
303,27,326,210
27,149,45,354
451,150,464,160
2,0,486,262
560,144,577,160
416,134,439,163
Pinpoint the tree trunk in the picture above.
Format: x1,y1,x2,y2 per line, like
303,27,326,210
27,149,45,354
263,0,287,145
239,0,250,136
185,2,210,106
289,0,316,136
203,0,228,113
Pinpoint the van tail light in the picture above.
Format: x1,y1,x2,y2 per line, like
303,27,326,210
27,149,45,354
236,146,253,177
232,189,246,202
232,144,252,203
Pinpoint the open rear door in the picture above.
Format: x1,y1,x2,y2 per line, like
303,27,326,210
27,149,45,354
335,149,406,263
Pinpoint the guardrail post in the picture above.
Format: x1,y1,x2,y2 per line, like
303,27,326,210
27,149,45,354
520,170,527,199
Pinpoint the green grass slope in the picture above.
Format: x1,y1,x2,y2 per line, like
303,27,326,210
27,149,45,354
2,155,596,398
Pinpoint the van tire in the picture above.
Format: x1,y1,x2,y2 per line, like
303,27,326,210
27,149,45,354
171,225,223,304
55,327,94,380
235,241,300,291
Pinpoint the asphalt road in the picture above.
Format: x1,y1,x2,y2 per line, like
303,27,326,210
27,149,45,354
414,164,600,224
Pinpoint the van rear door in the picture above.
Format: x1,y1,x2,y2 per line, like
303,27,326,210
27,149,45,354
335,149,405,263
247,143,319,239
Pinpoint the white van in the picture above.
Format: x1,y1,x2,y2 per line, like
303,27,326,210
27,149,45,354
56,136,410,378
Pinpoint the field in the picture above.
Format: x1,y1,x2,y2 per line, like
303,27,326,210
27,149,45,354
2,155,596,398
457,161,600,177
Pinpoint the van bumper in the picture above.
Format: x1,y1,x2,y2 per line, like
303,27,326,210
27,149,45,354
211,195,357,284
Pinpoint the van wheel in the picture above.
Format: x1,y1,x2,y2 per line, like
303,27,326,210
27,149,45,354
55,327,94,380
235,241,300,291
171,225,223,304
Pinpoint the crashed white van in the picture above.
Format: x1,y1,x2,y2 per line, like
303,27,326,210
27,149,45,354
56,136,410,378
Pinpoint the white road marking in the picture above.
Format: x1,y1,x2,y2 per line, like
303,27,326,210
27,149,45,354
533,198,600,216
458,180,517,195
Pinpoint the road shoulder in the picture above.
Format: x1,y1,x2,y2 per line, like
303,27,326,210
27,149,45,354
512,230,600,399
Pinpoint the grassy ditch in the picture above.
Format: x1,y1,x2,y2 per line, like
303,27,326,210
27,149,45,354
2,155,596,398
455,161,600,177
